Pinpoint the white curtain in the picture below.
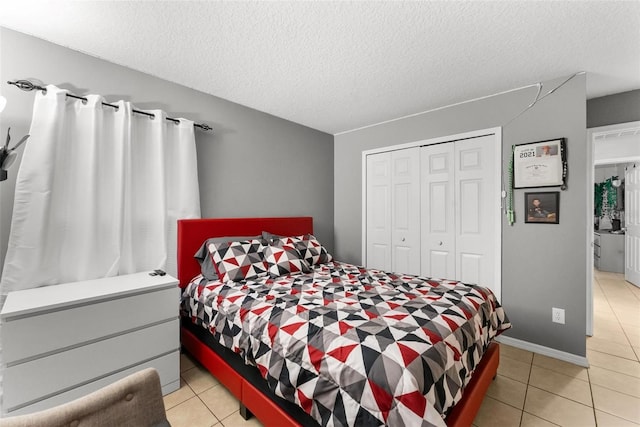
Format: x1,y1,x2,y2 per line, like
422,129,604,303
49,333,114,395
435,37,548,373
0,85,200,294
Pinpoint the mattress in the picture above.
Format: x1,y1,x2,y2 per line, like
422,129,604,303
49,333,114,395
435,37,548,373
181,261,511,427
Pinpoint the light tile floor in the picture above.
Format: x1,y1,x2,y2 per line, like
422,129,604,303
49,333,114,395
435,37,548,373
165,270,640,426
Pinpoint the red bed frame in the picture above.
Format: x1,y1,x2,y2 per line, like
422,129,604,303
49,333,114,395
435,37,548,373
177,217,498,427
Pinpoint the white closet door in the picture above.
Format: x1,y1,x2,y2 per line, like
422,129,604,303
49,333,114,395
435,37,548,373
391,148,421,275
366,152,392,271
455,135,497,290
625,164,640,287
420,144,455,279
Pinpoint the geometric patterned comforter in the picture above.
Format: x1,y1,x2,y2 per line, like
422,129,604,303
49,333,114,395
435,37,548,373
181,261,511,427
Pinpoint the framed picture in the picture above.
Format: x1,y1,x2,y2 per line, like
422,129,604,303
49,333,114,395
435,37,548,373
525,192,560,224
514,138,565,188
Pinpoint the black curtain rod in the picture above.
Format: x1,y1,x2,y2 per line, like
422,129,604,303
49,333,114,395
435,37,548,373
7,80,213,132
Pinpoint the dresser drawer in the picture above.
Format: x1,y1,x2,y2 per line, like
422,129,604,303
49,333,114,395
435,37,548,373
3,319,179,411
2,286,177,364
7,351,180,416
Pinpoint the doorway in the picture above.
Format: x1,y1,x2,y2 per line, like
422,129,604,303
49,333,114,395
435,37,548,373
587,121,640,336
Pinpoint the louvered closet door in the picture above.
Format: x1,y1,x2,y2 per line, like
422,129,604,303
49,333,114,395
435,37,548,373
366,152,392,271
455,135,496,289
391,148,421,275
420,143,455,279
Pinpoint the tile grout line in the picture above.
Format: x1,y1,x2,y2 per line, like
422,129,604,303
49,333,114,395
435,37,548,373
614,278,640,362
521,410,563,426
589,347,639,364
588,359,640,398
592,274,640,362
491,365,594,426
588,275,607,425
625,281,640,302
196,382,247,427
175,365,223,425
530,362,589,384
197,380,228,425
165,372,196,411
196,391,221,425
603,275,640,400
603,275,639,332
586,362,597,426
179,353,254,426
605,274,640,364
526,384,594,410
517,355,534,426
590,271,640,425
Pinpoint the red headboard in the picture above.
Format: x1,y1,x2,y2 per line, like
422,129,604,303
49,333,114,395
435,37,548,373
177,217,313,287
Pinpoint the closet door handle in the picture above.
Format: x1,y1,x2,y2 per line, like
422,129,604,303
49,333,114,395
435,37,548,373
438,241,443,246
401,237,406,242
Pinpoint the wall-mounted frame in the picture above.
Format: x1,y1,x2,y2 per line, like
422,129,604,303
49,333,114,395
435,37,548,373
514,138,565,188
525,191,560,224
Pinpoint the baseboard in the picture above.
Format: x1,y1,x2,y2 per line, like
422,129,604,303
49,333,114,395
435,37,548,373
495,335,589,368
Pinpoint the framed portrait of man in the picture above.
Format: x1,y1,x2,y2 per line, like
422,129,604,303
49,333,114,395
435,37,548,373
525,192,560,224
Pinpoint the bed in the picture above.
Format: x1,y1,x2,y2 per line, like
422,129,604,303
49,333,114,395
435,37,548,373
177,217,510,427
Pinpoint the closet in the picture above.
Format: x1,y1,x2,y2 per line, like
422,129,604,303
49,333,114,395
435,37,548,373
364,131,501,297
365,148,421,275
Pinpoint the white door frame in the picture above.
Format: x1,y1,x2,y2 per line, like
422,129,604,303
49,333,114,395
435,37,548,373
586,121,640,336
361,127,503,300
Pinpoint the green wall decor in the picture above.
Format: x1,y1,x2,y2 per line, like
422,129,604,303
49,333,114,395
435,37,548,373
595,178,617,218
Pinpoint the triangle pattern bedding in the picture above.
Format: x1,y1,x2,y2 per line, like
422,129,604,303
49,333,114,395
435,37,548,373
182,261,511,427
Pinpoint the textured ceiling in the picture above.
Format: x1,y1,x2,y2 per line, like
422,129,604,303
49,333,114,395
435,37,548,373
1,1,639,134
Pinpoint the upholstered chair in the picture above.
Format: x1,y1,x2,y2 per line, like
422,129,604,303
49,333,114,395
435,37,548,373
0,368,170,427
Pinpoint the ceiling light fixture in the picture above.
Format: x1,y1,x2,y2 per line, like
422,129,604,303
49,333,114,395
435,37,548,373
611,176,622,188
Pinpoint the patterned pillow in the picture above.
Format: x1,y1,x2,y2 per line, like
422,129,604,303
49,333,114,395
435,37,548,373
208,239,268,282
195,235,262,280
264,241,311,278
294,234,333,266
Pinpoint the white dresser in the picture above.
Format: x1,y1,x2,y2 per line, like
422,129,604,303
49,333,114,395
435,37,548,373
1,272,180,416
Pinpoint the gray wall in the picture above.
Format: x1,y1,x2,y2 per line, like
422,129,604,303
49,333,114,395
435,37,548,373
587,89,640,128
334,74,587,357
0,28,334,276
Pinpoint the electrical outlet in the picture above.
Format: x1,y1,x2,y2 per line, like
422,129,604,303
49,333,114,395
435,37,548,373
552,307,565,324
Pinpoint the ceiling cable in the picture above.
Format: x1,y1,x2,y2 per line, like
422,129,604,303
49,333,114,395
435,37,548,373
502,72,583,128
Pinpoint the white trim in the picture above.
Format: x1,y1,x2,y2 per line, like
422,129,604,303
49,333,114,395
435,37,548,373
586,127,594,337
591,121,640,166
362,127,499,157
587,121,640,337
336,84,540,136
495,335,589,368
594,156,640,166
361,127,502,300
588,121,640,135
361,153,367,265
493,127,503,300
